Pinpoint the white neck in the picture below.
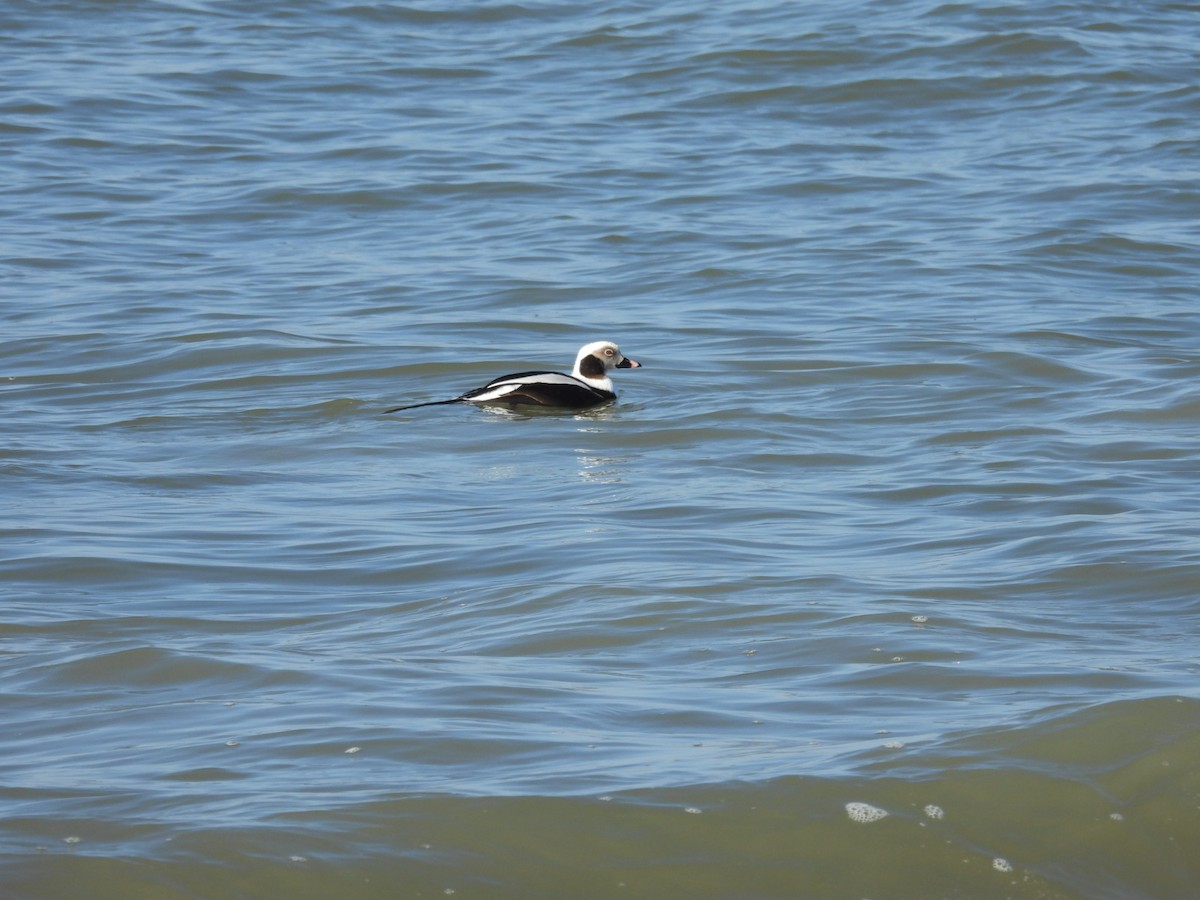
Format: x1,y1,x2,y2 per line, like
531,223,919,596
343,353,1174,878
574,366,614,393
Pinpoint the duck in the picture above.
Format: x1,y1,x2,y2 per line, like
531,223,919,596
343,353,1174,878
385,341,641,413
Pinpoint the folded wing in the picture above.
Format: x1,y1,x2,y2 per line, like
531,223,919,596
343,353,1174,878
462,371,614,407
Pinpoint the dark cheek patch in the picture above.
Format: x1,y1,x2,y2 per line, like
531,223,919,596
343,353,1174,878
578,355,606,379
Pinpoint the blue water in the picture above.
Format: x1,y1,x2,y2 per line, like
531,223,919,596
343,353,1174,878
3,2,1199,897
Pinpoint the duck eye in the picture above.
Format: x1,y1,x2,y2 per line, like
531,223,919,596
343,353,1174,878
604,348,614,356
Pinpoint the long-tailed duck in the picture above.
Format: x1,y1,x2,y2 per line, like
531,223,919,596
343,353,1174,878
385,341,641,413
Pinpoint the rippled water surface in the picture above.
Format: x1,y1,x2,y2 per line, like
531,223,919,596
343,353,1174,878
3,1,1199,897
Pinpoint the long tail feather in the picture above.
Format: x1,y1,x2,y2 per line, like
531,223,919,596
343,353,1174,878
383,397,464,414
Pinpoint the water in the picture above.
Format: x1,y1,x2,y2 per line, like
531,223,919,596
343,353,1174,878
3,1,1199,897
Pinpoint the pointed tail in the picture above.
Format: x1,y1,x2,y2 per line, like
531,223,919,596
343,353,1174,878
383,397,464,414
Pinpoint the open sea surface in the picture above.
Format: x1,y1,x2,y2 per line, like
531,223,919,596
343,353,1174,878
3,1,1199,897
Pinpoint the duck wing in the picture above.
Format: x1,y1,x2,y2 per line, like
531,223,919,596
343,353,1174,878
462,371,613,407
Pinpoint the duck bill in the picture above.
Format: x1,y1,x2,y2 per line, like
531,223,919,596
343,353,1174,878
617,357,641,369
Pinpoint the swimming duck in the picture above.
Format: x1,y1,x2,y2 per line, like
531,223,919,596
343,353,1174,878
385,341,641,412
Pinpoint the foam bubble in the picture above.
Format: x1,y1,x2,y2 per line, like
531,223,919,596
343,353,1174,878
845,802,888,823
993,857,1013,873
923,804,944,820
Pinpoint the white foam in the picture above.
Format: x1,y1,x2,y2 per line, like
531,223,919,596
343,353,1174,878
845,802,888,823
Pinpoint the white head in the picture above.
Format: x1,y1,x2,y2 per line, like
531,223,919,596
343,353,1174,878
572,341,641,392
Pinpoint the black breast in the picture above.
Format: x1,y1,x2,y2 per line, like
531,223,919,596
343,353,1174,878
497,382,614,408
